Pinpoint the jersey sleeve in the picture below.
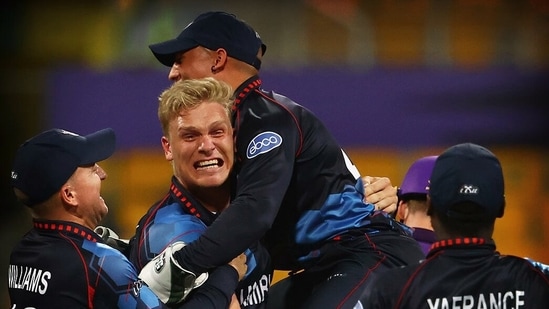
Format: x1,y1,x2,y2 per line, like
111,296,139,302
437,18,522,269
132,208,207,271
87,242,168,308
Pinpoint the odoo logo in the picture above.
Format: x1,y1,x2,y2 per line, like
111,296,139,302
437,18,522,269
246,131,282,159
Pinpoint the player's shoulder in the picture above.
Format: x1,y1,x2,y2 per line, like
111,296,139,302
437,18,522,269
501,255,549,277
83,241,133,267
143,207,206,248
154,204,206,228
249,88,303,117
524,257,549,276
144,202,205,226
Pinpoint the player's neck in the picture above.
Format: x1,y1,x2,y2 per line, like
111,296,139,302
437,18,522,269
404,214,433,231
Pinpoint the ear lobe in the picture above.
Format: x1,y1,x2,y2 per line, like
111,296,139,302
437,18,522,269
214,48,228,67
396,201,406,221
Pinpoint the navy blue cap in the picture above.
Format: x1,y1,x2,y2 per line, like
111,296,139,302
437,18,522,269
11,128,116,206
149,11,267,70
429,143,505,219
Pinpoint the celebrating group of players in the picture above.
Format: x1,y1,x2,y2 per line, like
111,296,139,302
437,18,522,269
8,11,549,309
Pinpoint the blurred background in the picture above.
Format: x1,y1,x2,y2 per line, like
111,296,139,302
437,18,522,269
2,0,548,305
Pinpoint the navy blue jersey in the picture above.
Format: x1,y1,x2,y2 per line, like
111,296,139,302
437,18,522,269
359,237,549,309
175,76,412,272
8,220,167,309
129,176,273,308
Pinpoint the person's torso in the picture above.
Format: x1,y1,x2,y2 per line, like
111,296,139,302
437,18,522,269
232,77,395,268
366,240,549,308
9,220,161,309
129,179,273,308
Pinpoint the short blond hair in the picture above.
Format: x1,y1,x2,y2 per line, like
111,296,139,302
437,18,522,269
158,77,234,135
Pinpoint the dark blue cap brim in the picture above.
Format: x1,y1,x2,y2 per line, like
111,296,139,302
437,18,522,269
80,128,116,165
149,38,199,67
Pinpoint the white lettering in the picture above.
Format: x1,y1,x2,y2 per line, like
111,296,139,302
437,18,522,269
478,294,487,309
427,298,440,309
238,274,271,306
39,272,50,295
426,291,526,309
441,298,450,309
452,296,461,309
515,290,524,308
490,293,501,308
503,291,513,308
462,295,474,309
8,264,51,295
28,268,41,293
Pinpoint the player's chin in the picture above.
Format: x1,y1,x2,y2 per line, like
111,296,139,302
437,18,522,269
99,196,109,211
198,175,227,188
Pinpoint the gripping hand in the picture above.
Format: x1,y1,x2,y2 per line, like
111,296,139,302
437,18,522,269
94,225,130,254
138,241,208,304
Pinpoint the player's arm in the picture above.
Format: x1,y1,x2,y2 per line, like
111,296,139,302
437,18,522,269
174,109,297,274
175,253,247,308
139,243,248,308
92,244,171,309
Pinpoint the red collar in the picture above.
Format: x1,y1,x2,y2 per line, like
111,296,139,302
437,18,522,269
33,220,100,242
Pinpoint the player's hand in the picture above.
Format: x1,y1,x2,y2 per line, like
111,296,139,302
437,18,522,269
229,253,248,281
229,294,242,309
362,176,397,214
94,225,130,254
138,241,208,304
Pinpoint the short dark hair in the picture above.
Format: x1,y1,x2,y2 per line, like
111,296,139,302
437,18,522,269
430,201,496,237
399,193,427,203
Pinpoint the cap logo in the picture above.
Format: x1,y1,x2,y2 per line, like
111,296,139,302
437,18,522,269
246,131,282,159
11,171,18,180
459,184,478,195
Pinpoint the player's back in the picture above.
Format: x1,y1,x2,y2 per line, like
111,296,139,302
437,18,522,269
9,221,162,308
234,81,375,268
361,241,549,308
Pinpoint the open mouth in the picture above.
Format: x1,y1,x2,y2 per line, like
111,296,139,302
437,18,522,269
195,159,224,170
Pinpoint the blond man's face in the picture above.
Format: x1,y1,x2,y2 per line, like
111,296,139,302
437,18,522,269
162,101,234,190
